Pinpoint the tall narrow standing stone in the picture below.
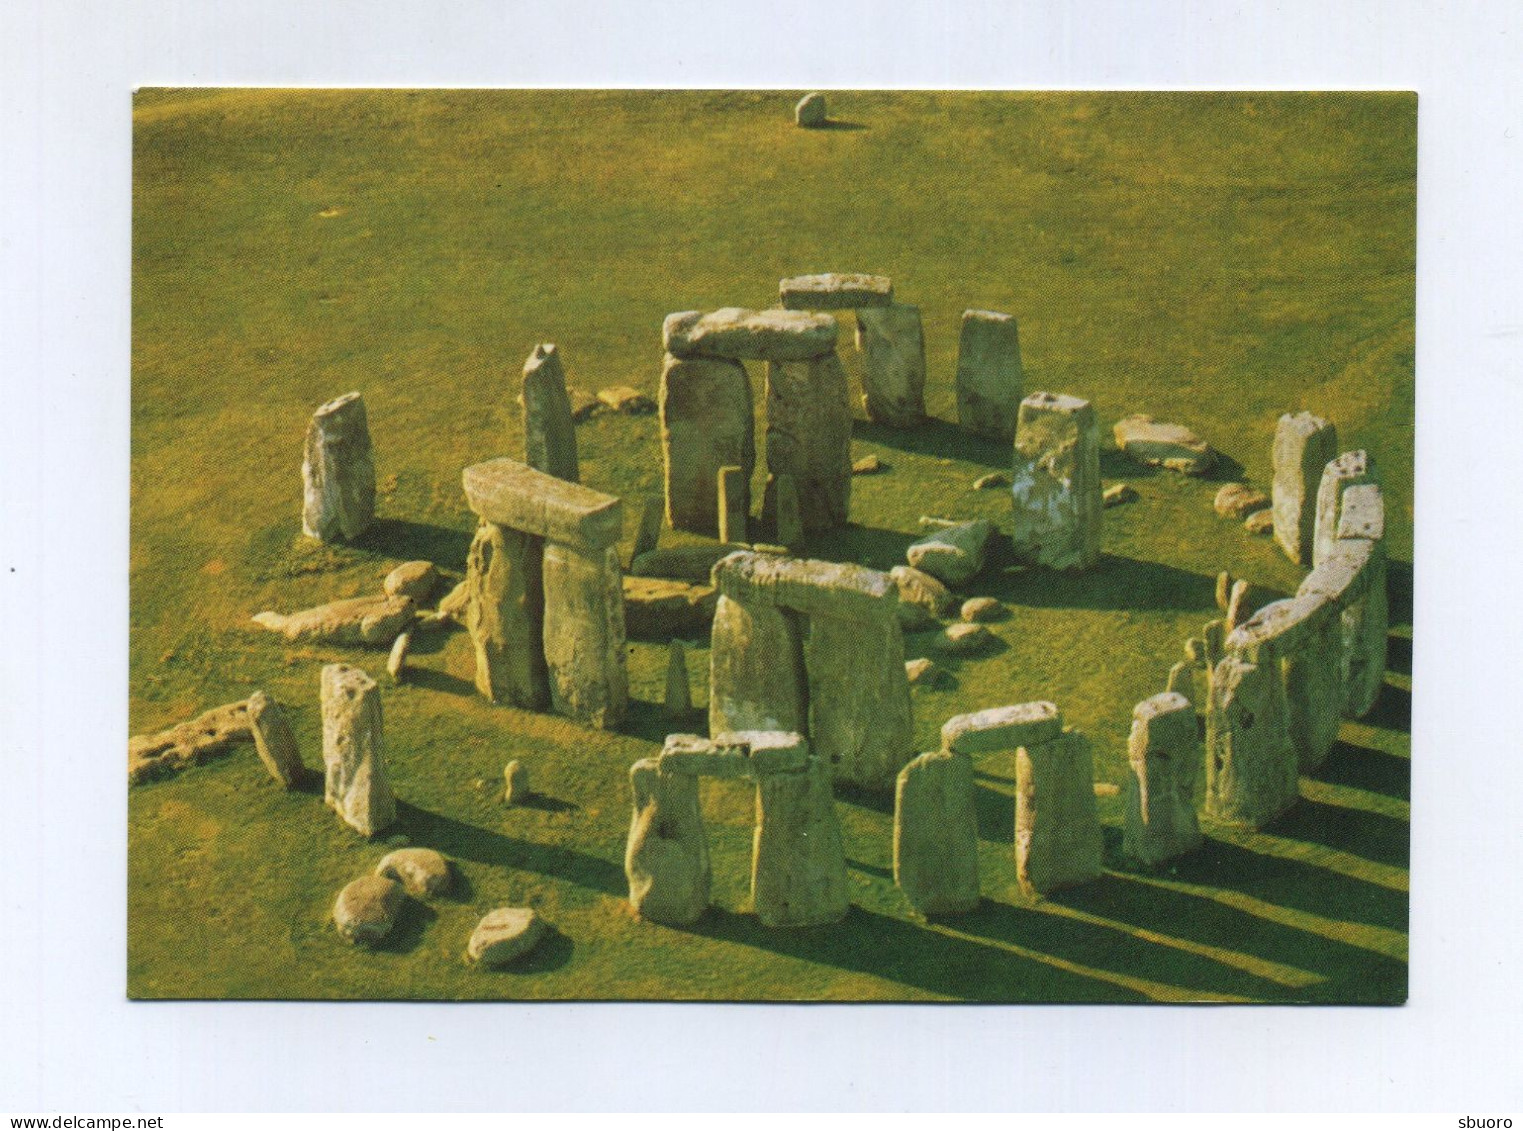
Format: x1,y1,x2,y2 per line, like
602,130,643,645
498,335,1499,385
664,640,692,717
894,750,980,916
956,310,1023,442
765,352,852,532
752,756,849,928
717,465,748,545
1281,593,1344,770
320,664,395,837
1015,730,1104,896
521,343,579,483
774,474,803,550
1205,650,1297,829
541,542,628,729
708,595,807,736
1271,412,1337,565
247,690,304,788
1122,693,1202,866
1010,392,1103,570
659,353,754,535
854,303,927,428
302,392,375,542
625,757,710,925
465,520,550,709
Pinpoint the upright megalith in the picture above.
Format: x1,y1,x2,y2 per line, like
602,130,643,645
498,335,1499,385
956,310,1023,442
765,352,853,532
854,303,927,428
894,750,980,916
1272,412,1337,565
804,605,913,790
521,343,579,483
659,353,754,536
752,753,850,928
1313,455,1388,718
1205,647,1297,830
1122,693,1202,866
795,92,827,128
1016,729,1104,896
1241,592,1344,771
320,664,395,837
247,690,304,788
625,755,711,926
709,595,808,736
632,494,664,565
465,519,550,709
1010,392,1103,570
773,473,803,550
302,392,375,542
780,273,893,310
664,640,692,717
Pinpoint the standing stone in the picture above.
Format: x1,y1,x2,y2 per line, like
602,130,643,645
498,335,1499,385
320,664,396,837
894,750,980,916
708,594,807,735
773,473,803,550
302,391,375,542
1281,594,1344,771
247,690,304,788
1271,412,1337,565
1010,392,1103,570
1165,661,1194,700
764,352,852,532
1205,650,1298,829
632,494,664,565
503,759,530,806
465,520,550,709
1226,579,1256,631
795,92,827,128
659,353,754,536
956,310,1023,442
752,756,849,928
385,630,411,684
625,756,711,926
804,609,915,790
1313,451,1380,567
1215,570,1234,612
1122,693,1202,866
541,542,628,729
664,640,693,717
854,303,927,428
1314,463,1387,718
1015,730,1104,896
717,465,748,545
521,343,579,483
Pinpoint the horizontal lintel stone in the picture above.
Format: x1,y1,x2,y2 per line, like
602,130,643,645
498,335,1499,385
663,308,839,362
941,701,1063,754
779,273,893,310
712,550,899,622
463,457,622,550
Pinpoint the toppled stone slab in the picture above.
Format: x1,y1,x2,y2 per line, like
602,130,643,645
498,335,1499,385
1016,730,1104,896
321,664,396,838
248,690,304,788
597,386,656,414
521,343,579,483
375,847,452,898
942,701,1062,755
960,596,1004,622
252,594,415,646
384,560,440,600
1272,412,1338,565
795,92,827,127
1113,414,1215,475
906,519,995,588
128,700,252,784
462,458,622,552
956,310,1023,442
890,565,956,628
466,907,548,967
625,756,710,925
780,272,893,310
1011,392,1103,570
302,391,375,543
974,472,1011,491
1103,483,1138,507
632,543,745,583
895,750,980,916
1122,693,1202,866
333,875,404,945
622,576,717,639
855,303,927,427
937,622,993,655
1215,483,1270,519
664,308,839,362
714,551,898,623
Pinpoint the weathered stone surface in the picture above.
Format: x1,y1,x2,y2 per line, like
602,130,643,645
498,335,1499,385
852,453,884,475
252,594,415,646
1227,592,1338,664
1244,509,1275,535
1340,557,1389,720
1215,483,1270,519
625,757,711,925
503,759,530,806
1299,537,1376,606
956,310,1023,442
1015,731,1104,896
795,92,827,127
717,465,748,545
665,640,693,717
128,700,252,785
321,664,396,837
905,657,945,687
384,560,440,600
773,474,804,549
890,565,955,629
1225,579,1257,632
974,472,1010,491
659,353,755,536
632,494,664,564
1113,415,1215,475
1122,693,1202,866
714,551,898,623
752,757,850,928
1166,660,1194,699
1280,594,1344,771
1314,450,1381,566
386,631,411,684
438,579,472,622
1011,392,1103,570
942,701,1062,755
375,847,451,898
662,730,812,779
622,575,717,639
855,303,927,428
780,272,892,310
302,391,375,543
1215,571,1234,612
1103,483,1138,507
521,343,579,483
465,521,550,708
632,543,744,582
1205,652,1297,830
247,690,304,788
937,622,993,654
1272,412,1337,565
467,907,548,967
567,386,603,422
805,609,915,789
894,750,980,916
1337,482,1385,543
333,875,404,945
960,596,1004,623
906,518,994,588
542,542,628,729
1203,619,1226,669
665,308,838,362
709,594,808,735
597,385,656,414
1185,637,1207,665
462,458,623,552
764,352,852,531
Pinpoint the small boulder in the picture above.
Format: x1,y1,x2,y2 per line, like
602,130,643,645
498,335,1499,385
597,386,656,415
906,519,994,588
890,565,956,627
1113,414,1215,475
1103,483,1138,508
852,453,885,475
503,760,530,806
795,92,827,128
375,847,452,898
905,657,946,687
383,561,439,601
1244,509,1275,536
467,907,547,968
567,387,604,422
937,622,994,655
386,631,411,684
973,472,1010,491
333,875,404,945
960,596,1004,623
1214,483,1271,519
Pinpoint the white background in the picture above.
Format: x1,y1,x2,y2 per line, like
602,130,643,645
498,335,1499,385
2,0,1520,1114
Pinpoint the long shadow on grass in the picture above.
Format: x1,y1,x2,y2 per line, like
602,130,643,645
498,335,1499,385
1362,682,1411,734
353,519,474,572
1263,798,1410,869
988,553,1216,612
803,523,919,573
851,418,1011,470
1388,559,1413,629
1309,740,1410,801
1386,633,1412,677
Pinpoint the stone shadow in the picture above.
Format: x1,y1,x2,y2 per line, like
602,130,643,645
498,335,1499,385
353,518,474,572
369,896,439,955
406,667,478,698
1309,739,1410,802
803,522,919,574
475,925,575,974
1362,682,1411,734
988,553,1217,613
973,781,1015,843
1387,558,1413,628
850,417,1011,470
1264,798,1410,870
1386,633,1412,676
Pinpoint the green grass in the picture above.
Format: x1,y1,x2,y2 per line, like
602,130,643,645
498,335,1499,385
130,89,1414,1002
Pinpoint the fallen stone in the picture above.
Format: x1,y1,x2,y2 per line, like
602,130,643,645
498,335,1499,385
386,631,411,684
973,472,1010,491
751,756,849,928
625,757,710,925
252,594,415,646
942,701,1062,755
467,907,548,967
631,543,743,583
665,640,693,717
664,308,838,362
412,609,451,632
894,750,980,916
1011,392,1103,571
503,759,530,806
302,391,375,543
247,690,304,789
1103,483,1138,507
1113,414,1215,475
937,622,994,655
375,847,451,898
852,453,885,475
1016,730,1105,896
521,343,579,483
463,458,622,552
541,542,628,729
890,565,956,628
960,596,1004,622
780,272,892,310
567,387,603,422
1122,693,1202,866
795,92,827,128
1244,510,1275,536
597,385,656,414
855,303,927,428
764,351,853,531
905,657,945,687
128,700,252,785
333,875,404,945
321,664,396,837
1272,412,1338,565
1215,483,1270,520
437,580,472,622
956,310,1023,442
384,561,440,601
622,575,717,639
906,519,994,587
465,520,550,709
659,353,755,536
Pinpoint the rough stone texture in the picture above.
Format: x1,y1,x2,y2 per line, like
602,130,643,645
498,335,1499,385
780,272,892,310
466,907,547,967
1203,619,1226,670
252,594,415,646
795,92,827,128
632,494,664,564
708,594,808,735
804,609,915,790
890,565,955,629
375,847,451,898
1205,651,1298,830
622,576,717,639
974,472,1010,491
894,750,980,916
854,303,927,428
438,580,472,623
665,640,693,717
751,757,850,928
774,473,804,549
1166,660,1194,700
1280,594,1344,771
503,759,530,806
852,453,884,475
321,664,396,837
905,657,945,686
713,551,898,623
1122,693,1202,866
942,701,1062,755
129,700,252,785
302,391,375,543
1272,412,1337,565
521,343,579,483
960,596,1004,623
1226,579,1257,632
665,308,838,362
541,542,628,729
764,352,853,532
955,310,1023,442
465,521,550,708
1314,451,1381,565
906,519,994,588
624,757,711,925
463,458,622,552
597,386,656,414
937,622,993,655
1215,483,1270,519
1113,415,1215,475
1103,483,1138,507
1244,509,1275,536
632,544,744,582
659,353,754,536
1015,731,1105,896
333,875,404,945
1215,570,1234,612
386,631,411,684
1010,392,1103,570
662,730,811,779
246,691,303,788
384,560,439,600
717,465,748,545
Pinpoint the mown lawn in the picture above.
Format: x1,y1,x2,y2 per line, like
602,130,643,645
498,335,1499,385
129,89,1414,1002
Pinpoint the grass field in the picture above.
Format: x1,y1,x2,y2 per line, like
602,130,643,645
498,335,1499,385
129,89,1414,1002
